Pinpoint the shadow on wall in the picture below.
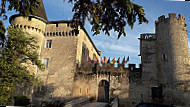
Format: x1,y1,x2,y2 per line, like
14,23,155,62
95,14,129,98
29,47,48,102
118,64,190,107
32,84,81,107
117,64,142,107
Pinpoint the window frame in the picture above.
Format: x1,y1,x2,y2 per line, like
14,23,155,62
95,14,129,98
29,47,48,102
43,58,49,68
45,40,52,48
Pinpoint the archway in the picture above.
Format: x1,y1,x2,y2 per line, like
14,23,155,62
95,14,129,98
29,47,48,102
98,80,109,102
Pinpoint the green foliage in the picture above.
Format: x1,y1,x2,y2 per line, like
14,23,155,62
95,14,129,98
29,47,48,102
0,25,44,105
0,0,41,20
69,0,148,38
0,0,148,39
0,20,5,46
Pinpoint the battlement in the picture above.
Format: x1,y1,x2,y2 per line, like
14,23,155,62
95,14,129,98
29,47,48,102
155,13,186,24
77,60,142,75
44,30,78,36
128,64,142,72
139,33,156,40
13,24,44,33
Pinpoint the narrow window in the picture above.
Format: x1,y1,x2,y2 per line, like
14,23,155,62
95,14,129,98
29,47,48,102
45,40,52,48
162,54,167,61
43,58,49,68
80,88,82,94
56,23,58,27
82,43,86,60
87,88,88,94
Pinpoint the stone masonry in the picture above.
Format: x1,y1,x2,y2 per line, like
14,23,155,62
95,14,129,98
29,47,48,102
8,1,190,106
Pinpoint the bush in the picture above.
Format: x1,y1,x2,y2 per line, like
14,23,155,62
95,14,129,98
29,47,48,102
89,97,96,102
14,95,30,106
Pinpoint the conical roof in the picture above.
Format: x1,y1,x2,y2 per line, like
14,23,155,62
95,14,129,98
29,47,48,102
34,0,48,21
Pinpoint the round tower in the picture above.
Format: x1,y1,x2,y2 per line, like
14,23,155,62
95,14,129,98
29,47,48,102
156,13,190,95
9,0,47,55
9,0,47,74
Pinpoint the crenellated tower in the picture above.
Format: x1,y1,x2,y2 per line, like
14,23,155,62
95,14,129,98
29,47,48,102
155,13,190,89
155,13,190,105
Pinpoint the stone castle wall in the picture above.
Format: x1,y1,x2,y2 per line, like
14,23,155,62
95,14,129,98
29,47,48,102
44,21,100,65
10,11,190,107
155,13,190,106
40,35,78,98
39,22,100,99
139,34,158,102
10,15,47,75
156,13,190,88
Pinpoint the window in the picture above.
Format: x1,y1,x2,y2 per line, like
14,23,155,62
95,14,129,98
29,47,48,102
43,58,49,68
162,54,167,61
80,88,82,94
45,40,52,48
86,88,88,94
82,43,86,60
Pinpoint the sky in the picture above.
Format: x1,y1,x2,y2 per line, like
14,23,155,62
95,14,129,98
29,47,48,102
1,0,190,67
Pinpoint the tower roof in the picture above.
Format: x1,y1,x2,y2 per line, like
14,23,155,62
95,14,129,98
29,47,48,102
34,0,48,21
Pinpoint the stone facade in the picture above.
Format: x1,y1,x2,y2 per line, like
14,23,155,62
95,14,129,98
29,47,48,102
9,11,101,106
9,1,190,106
138,13,190,107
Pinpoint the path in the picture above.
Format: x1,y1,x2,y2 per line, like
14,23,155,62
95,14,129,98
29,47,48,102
79,102,108,107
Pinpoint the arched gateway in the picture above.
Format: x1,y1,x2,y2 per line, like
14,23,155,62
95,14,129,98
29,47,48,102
98,80,109,102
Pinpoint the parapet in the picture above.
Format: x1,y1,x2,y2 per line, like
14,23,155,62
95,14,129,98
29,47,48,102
44,30,78,36
128,64,142,72
13,24,44,33
155,13,186,24
77,60,142,74
139,33,156,40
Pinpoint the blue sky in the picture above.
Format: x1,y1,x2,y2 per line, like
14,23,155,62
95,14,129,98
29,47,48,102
1,0,190,66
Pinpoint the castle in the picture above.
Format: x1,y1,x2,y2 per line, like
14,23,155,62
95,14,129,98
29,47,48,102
9,0,190,107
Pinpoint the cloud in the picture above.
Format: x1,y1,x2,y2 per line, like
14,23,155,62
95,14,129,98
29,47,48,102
94,39,139,54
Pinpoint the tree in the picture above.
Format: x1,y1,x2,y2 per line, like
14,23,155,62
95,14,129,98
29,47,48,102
0,0,148,38
68,0,148,38
0,0,148,104
0,0,43,105
0,22,44,105
0,0,40,20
